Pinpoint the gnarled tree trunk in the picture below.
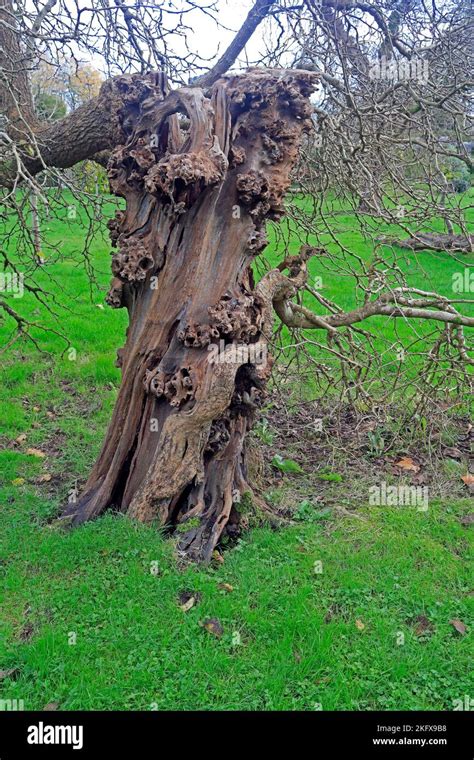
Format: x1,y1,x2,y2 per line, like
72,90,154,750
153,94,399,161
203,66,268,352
63,68,317,562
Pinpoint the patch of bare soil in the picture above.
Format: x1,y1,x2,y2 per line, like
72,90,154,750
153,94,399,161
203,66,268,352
254,396,473,514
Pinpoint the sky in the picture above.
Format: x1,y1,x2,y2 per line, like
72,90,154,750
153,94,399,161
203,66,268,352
84,0,274,80
188,0,267,64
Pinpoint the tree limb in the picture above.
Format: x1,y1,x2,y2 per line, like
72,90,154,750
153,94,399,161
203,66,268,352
192,0,275,88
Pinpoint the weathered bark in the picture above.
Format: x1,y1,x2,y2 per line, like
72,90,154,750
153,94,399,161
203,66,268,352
2,73,169,183
0,0,275,185
62,68,317,562
0,0,38,136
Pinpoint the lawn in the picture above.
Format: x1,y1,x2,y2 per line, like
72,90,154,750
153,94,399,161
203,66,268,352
0,191,472,710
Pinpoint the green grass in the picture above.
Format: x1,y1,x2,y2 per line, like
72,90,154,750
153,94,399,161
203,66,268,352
0,500,472,710
264,190,474,399
0,191,472,710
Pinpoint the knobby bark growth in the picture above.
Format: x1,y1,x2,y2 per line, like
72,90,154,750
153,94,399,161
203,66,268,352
62,68,317,562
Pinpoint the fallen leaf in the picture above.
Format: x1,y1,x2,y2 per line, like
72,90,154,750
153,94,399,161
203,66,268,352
0,668,19,681
19,622,34,642
96,304,104,310
460,514,474,526
410,614,433,636
11,478,25,486
32,406,40,412
461,473,474,486
324,605,339,623
26,448,46,458
395,456,420,473
178,590,201,612
15,434,27,444
43,702,59,711
449,619,467,635
200,618,223,638
180,596,196,612
315,677,331,685
218,583,234,593
443,447,463,460
355,619,365,631
36,473,52,483
411,472,427,486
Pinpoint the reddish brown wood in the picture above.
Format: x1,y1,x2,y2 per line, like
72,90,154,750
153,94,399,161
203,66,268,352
63,68,317,562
